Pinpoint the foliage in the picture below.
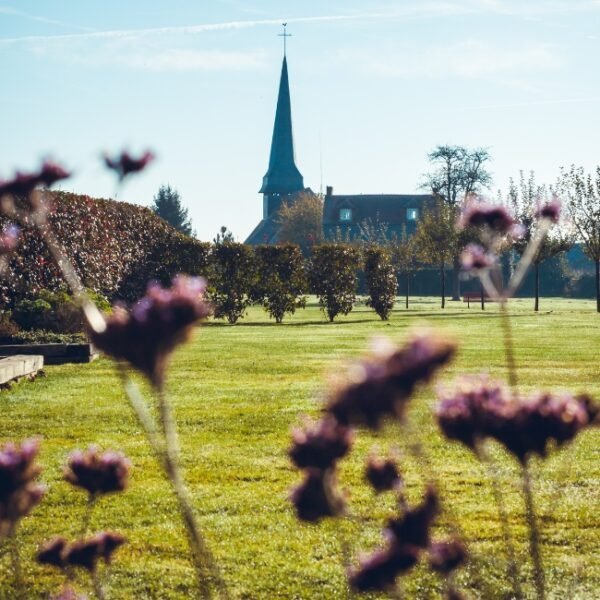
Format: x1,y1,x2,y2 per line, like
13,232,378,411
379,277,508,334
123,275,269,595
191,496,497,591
413,200,458,308
0,191,210,305
2,330,86,344
558,165,600,311
151,184,193,236
213,226,235,245
253,245,306,323
276,192,323,252
309,244,360,321
209,242,256,324
12,289,109,334
363,246,397,320
390,227,419,308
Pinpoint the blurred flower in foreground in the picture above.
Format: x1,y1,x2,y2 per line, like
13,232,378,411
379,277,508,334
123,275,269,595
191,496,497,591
90,276,211,388
0,160,70,200
437,376,597,462
327,332,456,429
50,586,88,600
37,537,68,569
0,438,45,538
535,197,561,223
103,150,155,181
289,468,345,523
64,531,125,572
289,417,353,470
460,243,495,272
64,446,130,497
428,538,467,574
459,201,515,234
365,454,402,494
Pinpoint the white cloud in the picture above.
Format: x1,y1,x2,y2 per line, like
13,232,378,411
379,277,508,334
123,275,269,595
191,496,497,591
0,5,91,31
353,40,565,79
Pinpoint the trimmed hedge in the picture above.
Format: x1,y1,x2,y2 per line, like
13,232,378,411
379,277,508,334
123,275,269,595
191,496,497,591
0,191,210,305
364,246,397,320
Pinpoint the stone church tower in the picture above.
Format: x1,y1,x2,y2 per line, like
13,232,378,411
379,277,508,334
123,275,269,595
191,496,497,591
245,52,307,244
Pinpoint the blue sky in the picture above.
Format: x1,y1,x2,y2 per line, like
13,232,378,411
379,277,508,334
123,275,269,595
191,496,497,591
1,1,599,240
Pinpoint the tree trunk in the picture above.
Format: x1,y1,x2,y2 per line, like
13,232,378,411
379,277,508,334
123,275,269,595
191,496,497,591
534,263,540,312
405,273,409,309
441,263,446,309
451,254,461,301
596,259,600,313
480,282,485,310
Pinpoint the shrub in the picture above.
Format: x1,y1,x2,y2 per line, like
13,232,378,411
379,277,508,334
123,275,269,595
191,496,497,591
309,244,360,322
254,244,306,323
0,311,19,342
210,242,256,324
364,246,397,320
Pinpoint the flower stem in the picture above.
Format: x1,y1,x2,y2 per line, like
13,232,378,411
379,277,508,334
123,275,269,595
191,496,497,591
522,461,545,600
92,570,106,600
82,494,97,536
499,300,518,394
9,527,24,600
477,443,523,599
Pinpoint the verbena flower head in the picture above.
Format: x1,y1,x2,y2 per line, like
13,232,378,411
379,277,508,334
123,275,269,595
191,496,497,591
385,486,439,549
0,438,45,537
327,332,456,429
37,537,68,569
289,468,345,523
535,197,561,223
0,225,19,255
459,201,515,234
289,417,353,470
90,276,211,388
104,150,155,181
64,446,130,497
428,538,467,575
365,455,402,493
0,160,70,199
348,545,419,592
460,243,495,272
64,531,125,572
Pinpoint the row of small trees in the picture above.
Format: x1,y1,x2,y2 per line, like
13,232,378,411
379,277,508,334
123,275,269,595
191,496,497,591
208,243,396,323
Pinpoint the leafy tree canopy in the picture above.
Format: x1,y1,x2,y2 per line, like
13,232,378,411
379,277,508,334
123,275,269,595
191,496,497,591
151,184,193,236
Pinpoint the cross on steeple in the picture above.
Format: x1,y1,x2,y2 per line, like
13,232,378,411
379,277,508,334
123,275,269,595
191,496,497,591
278,22,291,56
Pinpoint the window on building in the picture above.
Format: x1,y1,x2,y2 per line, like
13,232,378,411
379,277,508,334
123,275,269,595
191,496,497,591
406,208,419,221
339,208,353,222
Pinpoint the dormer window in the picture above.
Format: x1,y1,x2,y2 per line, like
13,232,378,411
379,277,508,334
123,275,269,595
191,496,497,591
339,208,352,222
406,208,419,221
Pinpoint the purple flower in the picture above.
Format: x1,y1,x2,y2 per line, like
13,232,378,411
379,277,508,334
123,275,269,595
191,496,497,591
428,538,467,574
90,276,211,388
365,455,402,493
289,468,345,523
327,332,456,429
535,198,561,223
0,160,70,198
460,243,495,271
348,545,419,592
385,486,439,549
50,586,88,600
64,531,125,572
64,446,130,497
0,225,19,255
104,150,155,181
289,417,353,470
37,537,68,569
0,438,45,537
459,201,515,234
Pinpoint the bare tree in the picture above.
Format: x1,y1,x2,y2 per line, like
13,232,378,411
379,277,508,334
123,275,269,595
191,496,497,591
558,166,600,312
422,145,492,300
390,227,418,309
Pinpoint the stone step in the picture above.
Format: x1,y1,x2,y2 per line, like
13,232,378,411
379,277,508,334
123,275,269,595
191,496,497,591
0,355,44,386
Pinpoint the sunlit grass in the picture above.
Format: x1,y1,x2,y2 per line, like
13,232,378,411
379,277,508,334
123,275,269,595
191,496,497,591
1,297,599,598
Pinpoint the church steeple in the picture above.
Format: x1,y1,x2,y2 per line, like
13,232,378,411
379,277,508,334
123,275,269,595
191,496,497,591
259,49,304,207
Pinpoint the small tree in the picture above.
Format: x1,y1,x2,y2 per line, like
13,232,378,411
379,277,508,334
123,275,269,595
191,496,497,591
276,192,323,253
213,226,235,244
309,244,360,322
413,200,457,308
254,244,307,323
151,185,193,236
559,166,600,312
364,246,397,320
390,228,418,309
422,145,492,300
209,242,255,324
507,172,574,311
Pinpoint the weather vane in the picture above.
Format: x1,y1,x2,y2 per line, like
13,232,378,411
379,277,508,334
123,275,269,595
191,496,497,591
278,22,291,56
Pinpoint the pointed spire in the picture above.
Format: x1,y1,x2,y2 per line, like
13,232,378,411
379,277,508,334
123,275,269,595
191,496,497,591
259,55,304,195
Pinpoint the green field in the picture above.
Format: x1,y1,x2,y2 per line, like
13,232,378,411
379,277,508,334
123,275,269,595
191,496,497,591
1,297,599,599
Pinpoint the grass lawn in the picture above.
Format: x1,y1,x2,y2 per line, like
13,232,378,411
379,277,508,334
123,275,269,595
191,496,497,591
1,297,599,599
